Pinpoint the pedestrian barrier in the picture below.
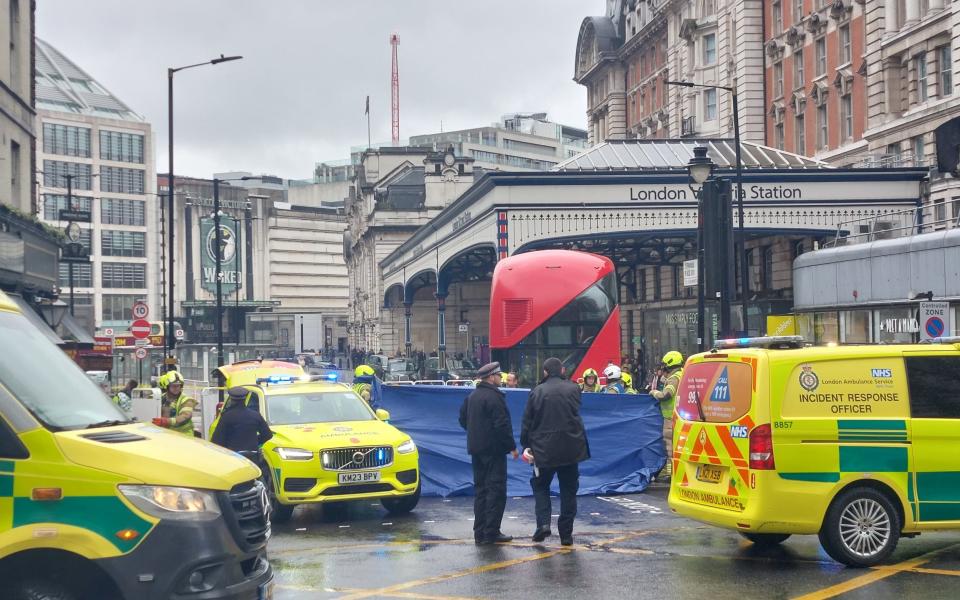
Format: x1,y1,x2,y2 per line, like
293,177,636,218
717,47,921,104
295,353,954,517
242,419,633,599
376,385,667,498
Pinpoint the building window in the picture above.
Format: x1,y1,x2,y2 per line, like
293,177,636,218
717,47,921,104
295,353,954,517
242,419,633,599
638,268,647,301
704,88,718,121
793,48,805,89
9,0,19,94
101,230,146,257
701,0,717,17
703,33,717,65
934,199,946,222
102,295,140,322
102,263,146,289
58,263,92,288
42,194,92,221
762,246,774,290
838,25,851,65
913,135,925,166
774,62,784,98
43,123,91,158
815,37,826,76
99,130,145,164
840,93,853,141
101,198,145,226
43,160,92,190
672,264,682,298
816,104,828,149
795,113,806,155
939,46,952,97
953,197,960,221
653,266,662,300
916,52,928,102
775,122,785,150
10,140,20,204
100,166,145,195
773,1,783,34
793,0,804,25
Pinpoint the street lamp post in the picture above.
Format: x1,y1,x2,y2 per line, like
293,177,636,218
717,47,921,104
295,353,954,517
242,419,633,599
166,54,243,366
666,80,749,334
686,146,713,352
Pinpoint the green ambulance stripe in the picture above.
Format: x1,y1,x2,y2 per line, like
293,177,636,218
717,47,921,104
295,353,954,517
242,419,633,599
917,472,960,521
779,472,840,483
12,496,153,553
837,420,908,443
839,446,908,472
0,473,12,496
838,420,907,431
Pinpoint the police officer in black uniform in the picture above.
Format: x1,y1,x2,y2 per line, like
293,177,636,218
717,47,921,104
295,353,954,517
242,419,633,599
459,362,518,544
211,387,273,453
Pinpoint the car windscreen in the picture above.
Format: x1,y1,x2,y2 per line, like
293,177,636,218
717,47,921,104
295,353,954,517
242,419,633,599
0,311,128,430
266,391,375,425
389,359,414,371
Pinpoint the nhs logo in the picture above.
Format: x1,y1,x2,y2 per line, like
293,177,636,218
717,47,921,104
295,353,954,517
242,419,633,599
871,369,892,378
729,425,748,439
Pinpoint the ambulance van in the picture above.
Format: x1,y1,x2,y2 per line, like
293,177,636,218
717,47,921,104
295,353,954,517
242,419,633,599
0,290,274,599
668,335,960,567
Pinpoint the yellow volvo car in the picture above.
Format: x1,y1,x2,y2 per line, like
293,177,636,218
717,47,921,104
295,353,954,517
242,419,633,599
210,367,420,522
668,336,960,567
0,291,273,599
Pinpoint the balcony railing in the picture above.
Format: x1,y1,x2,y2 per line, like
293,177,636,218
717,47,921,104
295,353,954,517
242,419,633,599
822,205,960,248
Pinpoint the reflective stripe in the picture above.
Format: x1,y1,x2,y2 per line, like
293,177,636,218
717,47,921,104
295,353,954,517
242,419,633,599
170,394,196,436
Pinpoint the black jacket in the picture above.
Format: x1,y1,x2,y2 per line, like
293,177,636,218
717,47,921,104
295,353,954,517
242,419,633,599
520,375,590,469
459,382,516,456
211,406,274,453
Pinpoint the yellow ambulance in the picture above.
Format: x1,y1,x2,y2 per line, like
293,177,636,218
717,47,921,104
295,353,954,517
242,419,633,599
668,335,960,567
0,290,273,599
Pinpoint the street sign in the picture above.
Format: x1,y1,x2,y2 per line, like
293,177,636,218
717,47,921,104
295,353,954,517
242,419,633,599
135,338,149,348
132,301,149,320
58,209,91,223
457,323,469,333
103,328,114,336
130,319,151,340
920,301,951,341
175,329,185,340
767,315,797,336
683,259,698,287
134,347,147,360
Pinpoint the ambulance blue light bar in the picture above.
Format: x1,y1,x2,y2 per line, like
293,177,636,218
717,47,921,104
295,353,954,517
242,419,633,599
256,374,298,385
712,336,806,350
325,372,338,381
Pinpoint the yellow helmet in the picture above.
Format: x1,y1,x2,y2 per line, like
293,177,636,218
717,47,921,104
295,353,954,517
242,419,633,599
582,368,599,380
662,351,684,368
158,370,183,390
354,364,375,377
621,372,633,387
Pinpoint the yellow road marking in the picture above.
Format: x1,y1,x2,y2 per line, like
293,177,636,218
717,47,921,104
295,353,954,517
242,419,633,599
335,549,569,600
906,566,960,577
792,543,960,600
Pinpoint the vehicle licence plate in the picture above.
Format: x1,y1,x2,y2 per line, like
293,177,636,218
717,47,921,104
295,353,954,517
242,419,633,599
338,471,381,485
696,464,724,484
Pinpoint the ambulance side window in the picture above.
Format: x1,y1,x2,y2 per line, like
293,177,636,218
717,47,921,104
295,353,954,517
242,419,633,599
0,417,28,459
906,356,960,419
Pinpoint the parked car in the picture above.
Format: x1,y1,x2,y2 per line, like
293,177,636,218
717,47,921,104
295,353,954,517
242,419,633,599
422,357,478,382
386,358,418,381
368,354,390,379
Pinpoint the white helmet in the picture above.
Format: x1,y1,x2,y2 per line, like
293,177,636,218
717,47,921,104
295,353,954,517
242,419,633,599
603,364,621,380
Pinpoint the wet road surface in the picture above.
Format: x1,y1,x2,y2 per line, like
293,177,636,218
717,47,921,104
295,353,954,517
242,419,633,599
268,484,960,599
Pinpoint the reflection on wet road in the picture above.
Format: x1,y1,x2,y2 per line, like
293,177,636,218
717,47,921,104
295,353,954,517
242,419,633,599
268,485,960,599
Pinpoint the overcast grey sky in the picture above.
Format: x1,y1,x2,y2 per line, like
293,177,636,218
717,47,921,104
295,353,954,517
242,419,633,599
37,1,591,180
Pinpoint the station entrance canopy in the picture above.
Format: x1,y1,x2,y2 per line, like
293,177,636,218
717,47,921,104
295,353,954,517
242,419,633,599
379,139,927,304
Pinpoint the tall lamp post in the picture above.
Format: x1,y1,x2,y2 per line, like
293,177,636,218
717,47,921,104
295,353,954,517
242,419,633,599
166,54,243,366
685,146,714,351
666,80,749,334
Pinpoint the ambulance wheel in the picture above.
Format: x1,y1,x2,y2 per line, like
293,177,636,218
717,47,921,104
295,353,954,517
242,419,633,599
271,501,295,523
11,579,77,600
739,532,791,546
382,483,421,515
819,487,901,567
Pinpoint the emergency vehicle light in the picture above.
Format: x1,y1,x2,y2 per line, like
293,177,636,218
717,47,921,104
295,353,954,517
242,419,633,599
256,374,297,385
325,373,338,381
712,336,805,350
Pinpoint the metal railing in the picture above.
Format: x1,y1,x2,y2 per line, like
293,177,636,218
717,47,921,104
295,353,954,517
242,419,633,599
383,379,477,387
823,205,960,248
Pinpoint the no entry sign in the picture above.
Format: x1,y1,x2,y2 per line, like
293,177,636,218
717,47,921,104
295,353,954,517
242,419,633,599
130,319,151,340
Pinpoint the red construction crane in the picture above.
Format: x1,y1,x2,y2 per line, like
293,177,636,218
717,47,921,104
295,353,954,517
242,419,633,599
390,33,400,145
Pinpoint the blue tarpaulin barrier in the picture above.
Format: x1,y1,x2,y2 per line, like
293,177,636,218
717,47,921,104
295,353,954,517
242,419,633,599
377,385,667,498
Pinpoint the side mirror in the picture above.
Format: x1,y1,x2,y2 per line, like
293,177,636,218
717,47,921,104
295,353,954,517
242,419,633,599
375,408,390,421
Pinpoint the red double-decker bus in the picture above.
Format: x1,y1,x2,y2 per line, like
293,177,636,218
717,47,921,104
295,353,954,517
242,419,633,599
489,249,621,386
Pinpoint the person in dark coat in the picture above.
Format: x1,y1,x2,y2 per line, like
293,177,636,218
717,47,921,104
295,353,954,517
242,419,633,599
520,357,590,546
459,361,518,545
211,387,273,454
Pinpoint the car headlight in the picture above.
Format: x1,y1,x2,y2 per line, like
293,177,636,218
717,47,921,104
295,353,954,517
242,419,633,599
397,439,417,454
274,447,314,461
119,485,221,521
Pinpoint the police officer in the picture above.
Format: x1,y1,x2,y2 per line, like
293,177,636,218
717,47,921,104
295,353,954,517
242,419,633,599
112,379,138,412
153,371,197,436
211,387,273,453
602,365,625,394
353,364,376,404
647,350,684,480
579,368,601,393
459,362,518,545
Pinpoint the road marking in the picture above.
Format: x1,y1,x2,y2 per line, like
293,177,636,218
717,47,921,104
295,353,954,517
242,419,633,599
598,495,663,514
335,549,568,600
792,543,960,600
339,525,350,529
424,520,436,523
909,567,960,577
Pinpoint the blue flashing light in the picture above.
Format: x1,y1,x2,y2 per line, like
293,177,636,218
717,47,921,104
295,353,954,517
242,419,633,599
325,372,338,381
377,448,385,463
257,374,297,385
